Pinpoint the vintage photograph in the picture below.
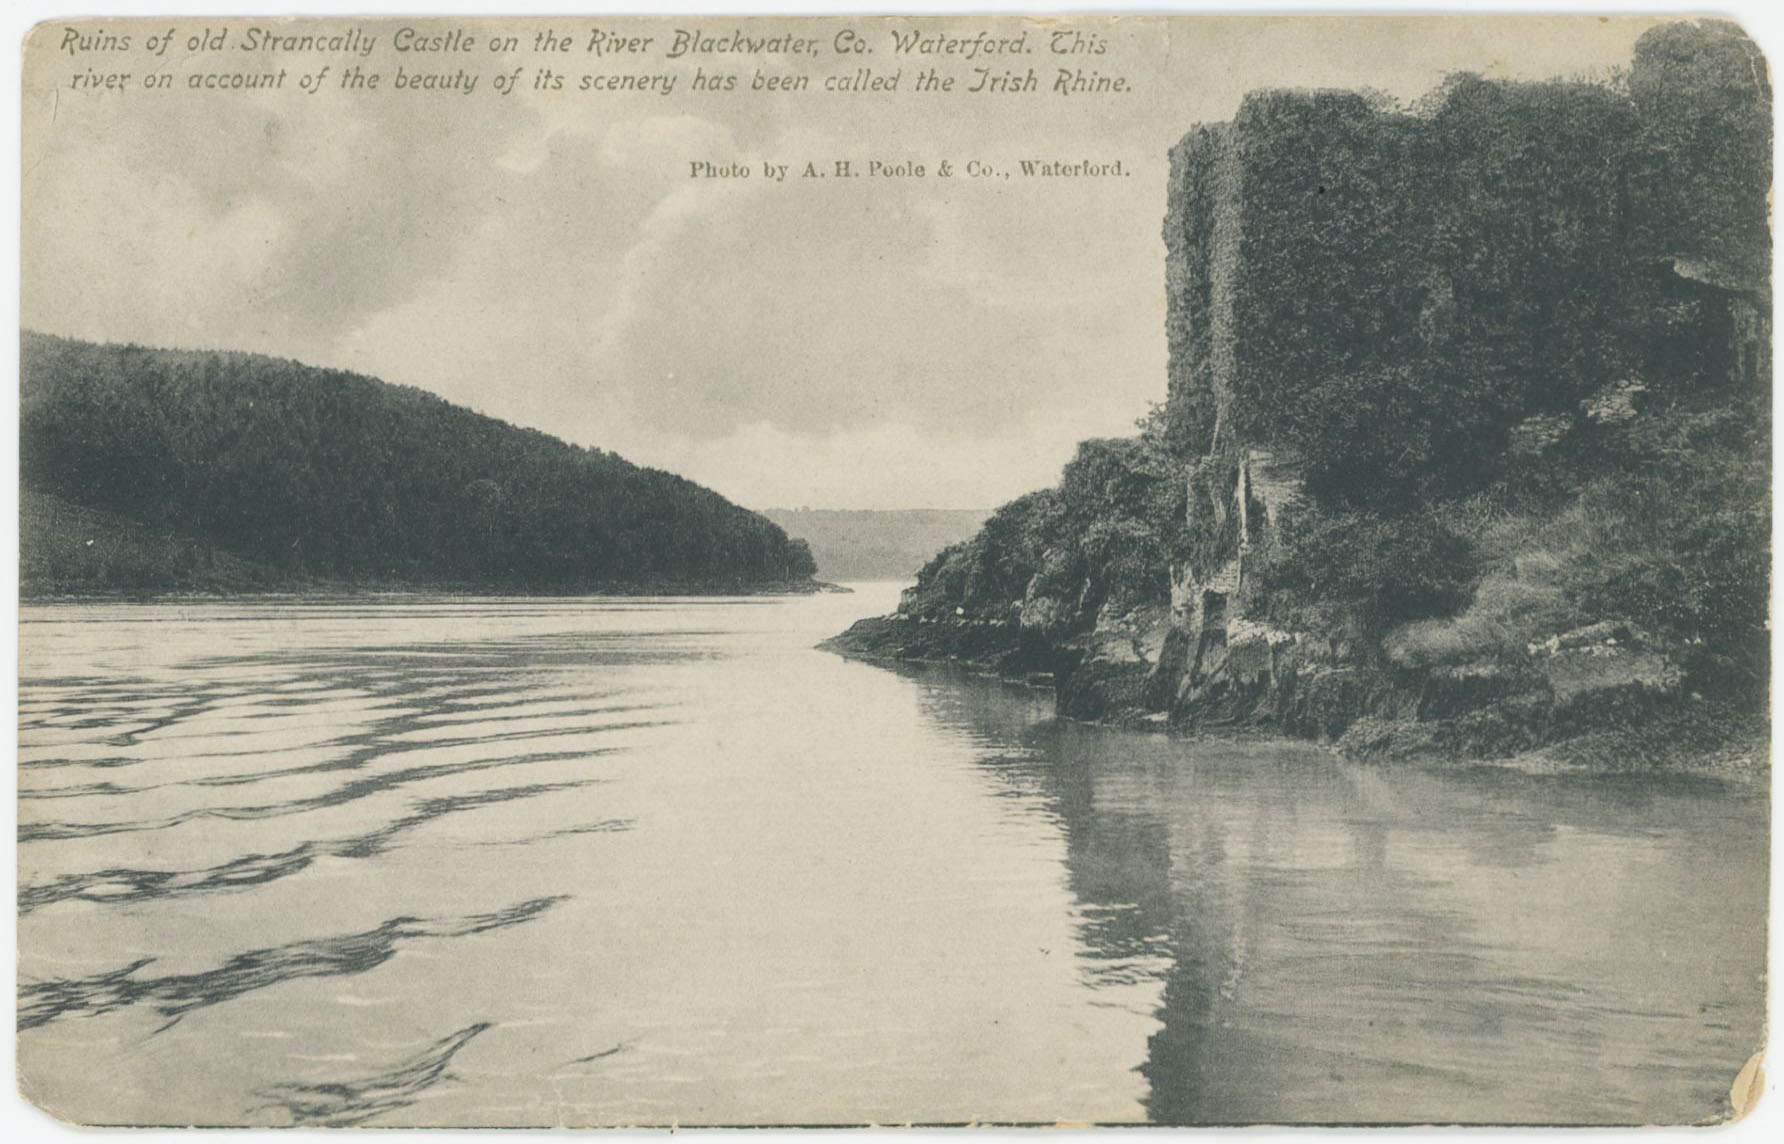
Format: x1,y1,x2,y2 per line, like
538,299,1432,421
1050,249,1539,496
14,8,1772,1128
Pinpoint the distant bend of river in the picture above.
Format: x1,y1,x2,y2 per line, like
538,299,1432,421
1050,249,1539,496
17,585,1766,1126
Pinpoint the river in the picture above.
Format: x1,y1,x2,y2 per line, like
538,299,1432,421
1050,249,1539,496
16,585,1767,1126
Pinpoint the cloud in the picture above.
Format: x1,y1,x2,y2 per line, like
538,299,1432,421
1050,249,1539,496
24,87,503,353
23,148,290,349
587,163,1162,438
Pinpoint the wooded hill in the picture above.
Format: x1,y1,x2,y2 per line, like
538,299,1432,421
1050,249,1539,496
20,332,816,594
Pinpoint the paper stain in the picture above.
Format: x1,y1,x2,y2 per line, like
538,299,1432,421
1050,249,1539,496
1729,1051,1765,1121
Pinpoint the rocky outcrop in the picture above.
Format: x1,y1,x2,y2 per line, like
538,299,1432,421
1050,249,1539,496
827,25,1766,770
1054,602,1172,723
821,611,1052,680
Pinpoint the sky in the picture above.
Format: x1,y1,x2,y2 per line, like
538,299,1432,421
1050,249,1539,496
21,12,1669,510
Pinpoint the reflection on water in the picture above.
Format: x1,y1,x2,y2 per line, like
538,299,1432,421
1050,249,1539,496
18,588,1767,1125
904,668,1768,1126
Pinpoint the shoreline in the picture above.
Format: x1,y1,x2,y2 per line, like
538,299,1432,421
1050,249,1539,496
821,614,1769,781
21,578,851,604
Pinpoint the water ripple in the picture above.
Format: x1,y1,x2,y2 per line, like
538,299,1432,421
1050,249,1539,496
21,781,600,912
19,749,617,843
252,1022,492,1126
18,896,569,1033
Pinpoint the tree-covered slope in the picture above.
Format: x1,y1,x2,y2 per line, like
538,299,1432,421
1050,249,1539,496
20,332,816,593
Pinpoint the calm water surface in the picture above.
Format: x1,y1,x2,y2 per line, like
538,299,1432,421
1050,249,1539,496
17,586,1767,1125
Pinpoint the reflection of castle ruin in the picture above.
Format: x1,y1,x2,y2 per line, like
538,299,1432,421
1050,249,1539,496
947,704,1767,1125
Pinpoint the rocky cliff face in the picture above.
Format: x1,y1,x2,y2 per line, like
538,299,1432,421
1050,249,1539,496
828,20,1769,769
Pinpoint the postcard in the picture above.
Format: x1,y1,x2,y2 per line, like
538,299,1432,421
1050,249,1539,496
16,11,1771,1128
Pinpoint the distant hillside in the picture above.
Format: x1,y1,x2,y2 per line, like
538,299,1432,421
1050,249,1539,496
20,332,816,595
759,508,988,581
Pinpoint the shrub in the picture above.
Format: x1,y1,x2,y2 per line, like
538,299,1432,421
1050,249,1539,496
1255,502,1479,633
